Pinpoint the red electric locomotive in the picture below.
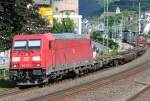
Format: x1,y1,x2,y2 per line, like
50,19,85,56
135,34,147,47
10,33,93,86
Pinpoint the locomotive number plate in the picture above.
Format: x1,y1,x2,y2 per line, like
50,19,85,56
22,64,32,67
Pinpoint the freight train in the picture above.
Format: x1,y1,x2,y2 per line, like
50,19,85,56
9,33,147,86
123,31,135,44
123,30,147,47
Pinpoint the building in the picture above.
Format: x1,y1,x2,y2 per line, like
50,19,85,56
34,0,52,6
143,11,150,22
34,0,81,34
34,0,79,15
51,0,79,15
142,11,150,34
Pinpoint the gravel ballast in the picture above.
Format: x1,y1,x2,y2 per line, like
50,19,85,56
67,62,150,101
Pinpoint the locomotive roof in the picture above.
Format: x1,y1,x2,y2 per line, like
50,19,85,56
13,33,89,40
52,33,87,39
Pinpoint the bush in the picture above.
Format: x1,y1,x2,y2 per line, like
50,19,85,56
91,31,119,49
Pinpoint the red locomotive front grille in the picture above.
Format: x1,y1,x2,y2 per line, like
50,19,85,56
12,56,41,69
11,51,41,69
21,63,33,68
11,56,32,69
20,56,33,68
23,57,30,62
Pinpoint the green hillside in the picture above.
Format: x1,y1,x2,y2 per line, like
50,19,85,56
79,0,150,16
109,0,150,12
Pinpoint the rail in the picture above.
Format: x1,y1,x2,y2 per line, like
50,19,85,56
27,59,150,101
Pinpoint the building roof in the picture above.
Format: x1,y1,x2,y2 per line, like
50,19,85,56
34,0,51,5
52,33,86,39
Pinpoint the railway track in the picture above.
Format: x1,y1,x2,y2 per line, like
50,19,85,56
0,88,20,98
0,86,39,99
127,85,150,101
27,59,150,101
0,64,120,100
0,65,113,97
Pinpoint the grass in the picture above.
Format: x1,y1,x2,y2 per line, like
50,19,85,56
0,69,15,92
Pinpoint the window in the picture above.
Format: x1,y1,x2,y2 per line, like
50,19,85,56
14,40,27,50
13,40,41,50
28,40,41,50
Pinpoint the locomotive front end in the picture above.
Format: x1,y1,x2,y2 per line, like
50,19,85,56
10,34,47,86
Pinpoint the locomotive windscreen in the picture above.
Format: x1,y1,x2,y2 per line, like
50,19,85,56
13,40,41,50
28,40,41,50
14,40,27,50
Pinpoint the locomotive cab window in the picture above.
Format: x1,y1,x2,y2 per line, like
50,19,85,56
13,40,41,50
14,40,27,50
28,40,41,50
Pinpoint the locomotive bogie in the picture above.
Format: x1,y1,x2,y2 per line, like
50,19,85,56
10,69,47,86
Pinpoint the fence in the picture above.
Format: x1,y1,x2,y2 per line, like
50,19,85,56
0,67,9,79
0,69,9,79
0,57,9,65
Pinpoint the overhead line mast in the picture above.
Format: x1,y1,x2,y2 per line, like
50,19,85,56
106,0,109,50
138,1,141,35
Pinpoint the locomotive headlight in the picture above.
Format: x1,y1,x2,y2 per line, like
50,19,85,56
12,57,20,62
13,65,17,68
13,64,19,68
36,63,40,67
32,56,41,61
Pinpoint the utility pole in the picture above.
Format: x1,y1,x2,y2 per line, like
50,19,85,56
106,0,109,50
103,0,106,47
119,13,123,50
138,1,141,34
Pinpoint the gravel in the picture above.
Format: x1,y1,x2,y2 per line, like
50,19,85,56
0,48,150,101
128,86,150,101
67,78,146,101
67,51,150,101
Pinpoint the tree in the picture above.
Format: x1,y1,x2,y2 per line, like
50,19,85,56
0,0,47,51
50,18,75,33
50,19,64,33
63,18,75,33
91,31,118,49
